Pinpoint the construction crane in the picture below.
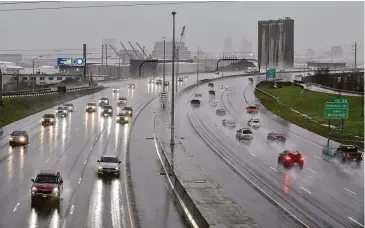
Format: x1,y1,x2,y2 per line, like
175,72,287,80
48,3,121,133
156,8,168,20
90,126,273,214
128,41,141,60
120,41,133,64
136,42,148,59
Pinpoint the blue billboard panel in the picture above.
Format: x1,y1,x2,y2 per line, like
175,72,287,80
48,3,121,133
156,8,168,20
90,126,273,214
57,58,85,67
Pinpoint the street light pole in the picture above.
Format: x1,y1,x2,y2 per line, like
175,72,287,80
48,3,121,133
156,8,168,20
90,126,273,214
163,37,166,93
170,11,176,146
197,46,199,82
32,55,43,90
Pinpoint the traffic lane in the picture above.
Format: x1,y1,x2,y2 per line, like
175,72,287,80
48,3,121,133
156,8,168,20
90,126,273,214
0,80,150,228
232,83,365,189
175,89,300,228
203,85,364,227
130,97,188,228
191,110,360,228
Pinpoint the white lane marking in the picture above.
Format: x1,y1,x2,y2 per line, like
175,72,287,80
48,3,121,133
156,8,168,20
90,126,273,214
308,168,316,173
45,158,50,163
250,152,256,157
13,202,20,212
348,217,364,227
301,187,312,194
344,188,356,195
84,160,87,165
62,220,66,228
78,178,82,185
343,169,354,175
270,167,277,172
90,146,93,150
70,205,75,215
76,128,79,131
313,155,321,159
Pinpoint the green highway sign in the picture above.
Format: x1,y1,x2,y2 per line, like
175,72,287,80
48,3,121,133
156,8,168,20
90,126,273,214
266,68,276,79
334,98,348,103
324,102,349,119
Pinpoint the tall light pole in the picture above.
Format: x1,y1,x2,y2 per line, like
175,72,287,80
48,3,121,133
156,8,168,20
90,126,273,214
32,55,43,90
163,36,166,93
170,11,176,146
196,46,199,82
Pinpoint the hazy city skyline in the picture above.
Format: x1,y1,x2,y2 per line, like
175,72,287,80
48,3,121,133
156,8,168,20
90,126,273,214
0,1,363,62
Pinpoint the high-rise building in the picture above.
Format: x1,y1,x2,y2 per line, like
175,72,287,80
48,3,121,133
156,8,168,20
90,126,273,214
239,36,253,58
258,17,294,69
223,37,233,55
331,46,343,61
151,39,191,60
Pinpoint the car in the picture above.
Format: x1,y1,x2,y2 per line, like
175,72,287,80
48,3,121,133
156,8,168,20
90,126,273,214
195,93,202,97
99,97,109,106
42,114,56,126
128,84,136,89
121,107,133,117
164,81,170,86
148,78,154,83
56,106,68,117
216,108,226,116
209,90,215,95
184,75,188,79
236,128,253,140
112,88,120,93
208,82,214,87
156,79,162,85
209,100,218,107
278,150,304,170
97,155,121,177
86,102,97,112
248,119,261,128
101,105,113,117
31,170,63,206
9,130,29,146
178,78,184,82
246,69,252,73
267,132,286,142
63,103,74,112
246,106,258,114
333,145,363,165
249,77,253,82
190,99,201,107
222,118,236,127
116,113,130,124
117,97,127,106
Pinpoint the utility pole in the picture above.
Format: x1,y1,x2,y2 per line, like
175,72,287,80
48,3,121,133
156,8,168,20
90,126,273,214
105,44,108,66
354,42,357,70
163,37,166,93
197,46,199,82
101,44,104,75
170,11,176,146
83,44,87,81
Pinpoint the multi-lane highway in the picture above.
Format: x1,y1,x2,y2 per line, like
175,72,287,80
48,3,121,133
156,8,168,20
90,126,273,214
0,72,222,228
175,75,364,228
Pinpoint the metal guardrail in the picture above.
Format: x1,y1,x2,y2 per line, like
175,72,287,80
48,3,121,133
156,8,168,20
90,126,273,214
1,86,104,98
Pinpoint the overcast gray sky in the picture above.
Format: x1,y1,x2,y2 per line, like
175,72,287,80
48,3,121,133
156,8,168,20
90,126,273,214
0,1,363,59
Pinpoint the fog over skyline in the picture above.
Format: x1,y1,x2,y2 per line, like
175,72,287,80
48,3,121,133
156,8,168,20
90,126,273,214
0,1,363,60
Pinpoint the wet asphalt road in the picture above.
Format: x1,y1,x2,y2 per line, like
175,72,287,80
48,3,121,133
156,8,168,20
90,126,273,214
175,75,364,228
0,72,222,228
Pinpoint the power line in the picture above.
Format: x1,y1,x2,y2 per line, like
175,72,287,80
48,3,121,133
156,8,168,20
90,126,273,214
0,1,230,13
0,1,59,5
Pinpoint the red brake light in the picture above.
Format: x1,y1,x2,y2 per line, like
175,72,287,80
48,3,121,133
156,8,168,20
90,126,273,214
300,157,304,161
285,156,291,161
274,136,278,139
361,154,363,158
346,154,350,158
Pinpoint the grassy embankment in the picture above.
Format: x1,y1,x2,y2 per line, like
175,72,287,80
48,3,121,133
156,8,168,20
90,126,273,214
0,89,104,128
255,84,364,145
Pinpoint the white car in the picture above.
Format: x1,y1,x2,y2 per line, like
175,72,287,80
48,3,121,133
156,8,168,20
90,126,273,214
209,100,218,107
56,106,68,117
248,119,261,128
97,155,121,177
118,97,127,105
195,93,202,97
236,128,253,140
112,88,120,93
216,108,226,116
63,103,74,112
99,97,109,106
86,102,97,112
222,118,236,127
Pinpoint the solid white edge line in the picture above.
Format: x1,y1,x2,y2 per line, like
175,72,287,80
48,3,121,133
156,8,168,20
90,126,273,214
344,188,356,195
348,217,364,227
62,220,66,228
13,202,20,212
84,160,87,165
78,178,82,185
270,167,278,172
250,152,256,157
300,187,312,194
343,169,354,175
153,136,199,228
313,155,321,159
70,205,75,215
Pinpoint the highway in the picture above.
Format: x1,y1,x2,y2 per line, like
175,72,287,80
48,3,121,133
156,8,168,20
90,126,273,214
175,74,364,228
0,72,220,228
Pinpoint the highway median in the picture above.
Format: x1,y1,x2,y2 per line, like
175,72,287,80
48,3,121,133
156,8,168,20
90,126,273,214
0,87,104,128
254,82,364,147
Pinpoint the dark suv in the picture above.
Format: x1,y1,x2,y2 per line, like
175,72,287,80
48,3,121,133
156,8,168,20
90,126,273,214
334,145,363,165
31,170,63,206
9,130,29,147
42,114,56,126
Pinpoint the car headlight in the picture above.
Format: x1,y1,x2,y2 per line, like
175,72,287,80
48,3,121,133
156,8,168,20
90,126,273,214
42,118,45,121
19,137,25,142
52,188,59,194
9,137,13,140
115,167,119,170
98,166,102,170
31,187,37,192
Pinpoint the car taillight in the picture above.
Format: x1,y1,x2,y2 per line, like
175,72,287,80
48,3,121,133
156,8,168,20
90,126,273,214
361,154,363,158
274,136,278,139
299,157,304,162
285,156,291,161
346,154,350,158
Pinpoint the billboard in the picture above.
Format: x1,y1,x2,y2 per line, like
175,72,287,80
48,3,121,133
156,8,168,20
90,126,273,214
57,58,85,67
